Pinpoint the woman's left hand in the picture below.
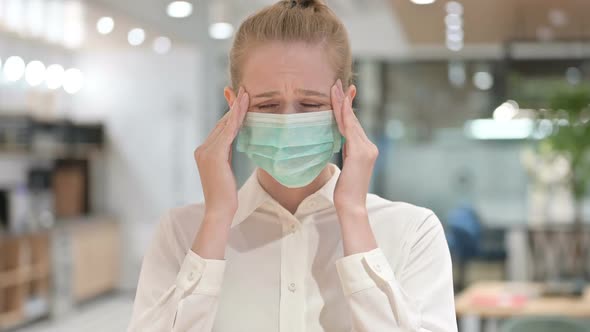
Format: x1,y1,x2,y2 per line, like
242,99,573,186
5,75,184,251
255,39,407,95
331,79,379,219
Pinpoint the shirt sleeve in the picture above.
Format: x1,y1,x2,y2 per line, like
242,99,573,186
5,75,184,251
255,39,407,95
127,210,227,332
334,213,457,332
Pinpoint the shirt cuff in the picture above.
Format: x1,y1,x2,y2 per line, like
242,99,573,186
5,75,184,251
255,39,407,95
176,250,227,296
335,247,395,296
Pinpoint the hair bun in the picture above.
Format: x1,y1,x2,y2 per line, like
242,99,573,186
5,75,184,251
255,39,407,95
289,0,324,9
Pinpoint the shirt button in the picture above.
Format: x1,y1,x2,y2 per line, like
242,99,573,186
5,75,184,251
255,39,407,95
288,283,297,292
374,264,382,273
188,272,195,281
290,224,296,232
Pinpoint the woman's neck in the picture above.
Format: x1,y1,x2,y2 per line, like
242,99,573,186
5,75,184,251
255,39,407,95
256,165,334,215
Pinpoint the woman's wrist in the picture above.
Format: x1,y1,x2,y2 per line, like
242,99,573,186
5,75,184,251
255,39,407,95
203,208,236,226
191,212,234,260
335,204,368,222
335,205,378,256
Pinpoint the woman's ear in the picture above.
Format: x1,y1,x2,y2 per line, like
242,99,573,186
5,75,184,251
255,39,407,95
346,84,357,103
224,86,236,109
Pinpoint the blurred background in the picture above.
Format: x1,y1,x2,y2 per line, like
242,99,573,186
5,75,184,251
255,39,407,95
0,0,589,331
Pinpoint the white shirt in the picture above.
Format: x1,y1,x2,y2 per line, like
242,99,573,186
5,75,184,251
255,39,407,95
128,163,457,332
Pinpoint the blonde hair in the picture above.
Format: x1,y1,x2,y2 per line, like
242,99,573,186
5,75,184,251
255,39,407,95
229,0,353,91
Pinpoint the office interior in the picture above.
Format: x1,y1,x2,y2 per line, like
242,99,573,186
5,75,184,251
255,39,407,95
0,0,589,331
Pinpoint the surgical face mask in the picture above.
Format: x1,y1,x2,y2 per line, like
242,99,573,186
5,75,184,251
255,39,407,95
236,110,342,188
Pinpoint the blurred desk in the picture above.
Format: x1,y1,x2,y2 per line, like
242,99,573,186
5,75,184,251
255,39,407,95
456,282,590,332
52,215,121,317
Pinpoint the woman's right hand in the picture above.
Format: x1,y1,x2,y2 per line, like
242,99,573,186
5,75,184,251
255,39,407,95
194,87,249,224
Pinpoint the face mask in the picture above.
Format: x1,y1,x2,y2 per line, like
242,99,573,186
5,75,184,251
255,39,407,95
236,110,342,188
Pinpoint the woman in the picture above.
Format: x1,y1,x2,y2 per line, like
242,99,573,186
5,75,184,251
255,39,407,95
128,1,457,331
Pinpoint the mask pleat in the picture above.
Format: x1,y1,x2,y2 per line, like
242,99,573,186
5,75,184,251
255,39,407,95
235,110,342,188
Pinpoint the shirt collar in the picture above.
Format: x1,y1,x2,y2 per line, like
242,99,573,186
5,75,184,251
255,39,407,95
230,163,341,228
230,169,272,228
314,163,340,205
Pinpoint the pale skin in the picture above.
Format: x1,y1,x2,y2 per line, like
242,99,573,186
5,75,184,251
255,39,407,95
192,41,378,260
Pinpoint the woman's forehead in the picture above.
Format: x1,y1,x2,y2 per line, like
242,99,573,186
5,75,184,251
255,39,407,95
241,41,336,93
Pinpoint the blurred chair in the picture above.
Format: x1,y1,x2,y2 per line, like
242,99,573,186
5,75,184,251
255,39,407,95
446,204,507,290
501,317,588,332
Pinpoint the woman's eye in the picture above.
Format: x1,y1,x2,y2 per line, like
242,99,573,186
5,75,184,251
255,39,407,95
258,104,278,109
302,104,322,108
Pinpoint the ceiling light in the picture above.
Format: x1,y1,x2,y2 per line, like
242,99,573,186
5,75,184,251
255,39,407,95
63,0,85,49
548,9,567,27
446,30,464,42
153,36,172,54
128,28,146,46
209,22,234,40
465,119,533,140
566,67,581,85
5,0,25,33
97,16,114,35
410,0,436,4
3,56,26,82
445,13,463,29
448,61,466,87
63,68,84,94
473,71,494,90
445,1,463,15
25,60,46,87
26,0,45,37
45,0,64,44
167,1,193,18
493,101,519,121
46,64,65,89
446,39,463,52
536,26,553,42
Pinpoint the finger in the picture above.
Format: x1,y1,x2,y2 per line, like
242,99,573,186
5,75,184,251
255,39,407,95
337,78,344,95
341,96,359,140
331,80,344,134
199,112,230,152
340,105,368,162
221,88,248,143
340,83,364,132
231,87,244,110
219,87,243,137
342,95,369,142
337,80,347,133
227,90,249,139
208,111,231,140
236,91,249,128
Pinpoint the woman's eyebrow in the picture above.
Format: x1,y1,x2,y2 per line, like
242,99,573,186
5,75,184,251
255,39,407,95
296,89,329,98
252,91,280,99
252,89,329,99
